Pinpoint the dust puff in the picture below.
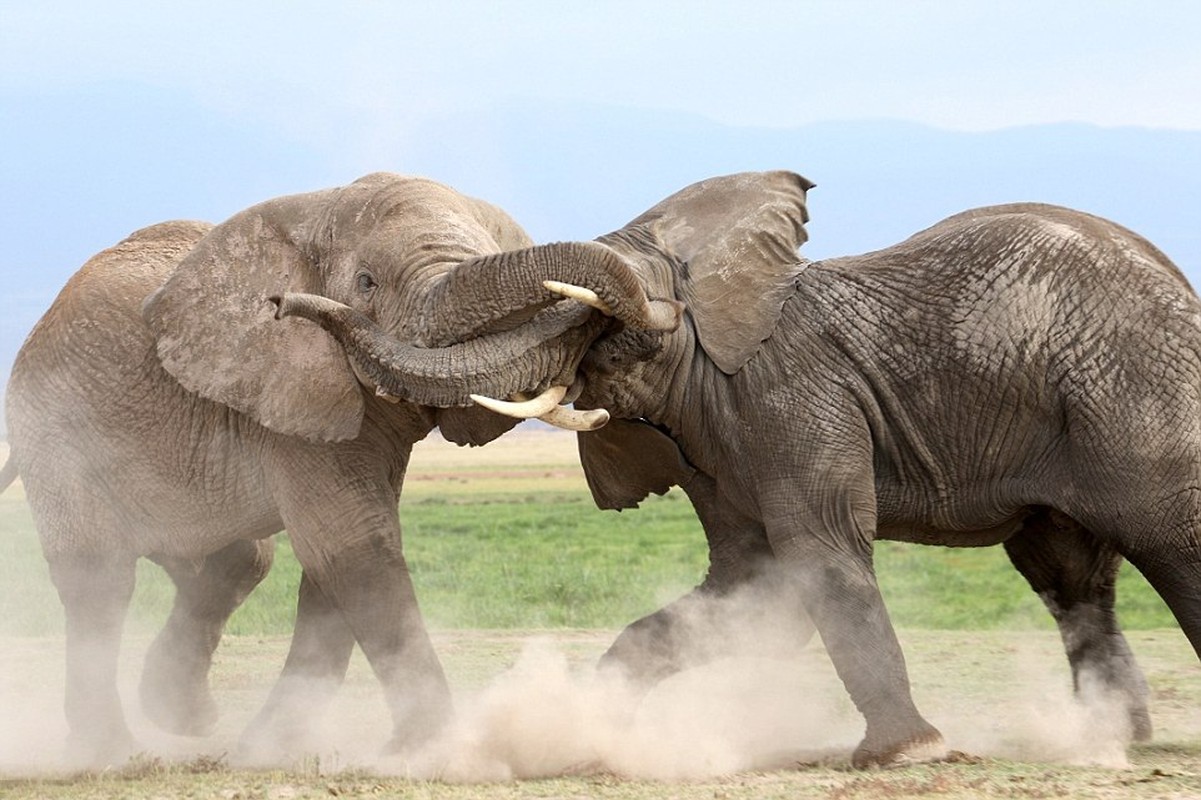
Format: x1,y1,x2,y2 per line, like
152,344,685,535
382,637,860,782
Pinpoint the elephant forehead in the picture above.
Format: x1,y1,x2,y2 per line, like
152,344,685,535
324,194,505,268
349,225,496,277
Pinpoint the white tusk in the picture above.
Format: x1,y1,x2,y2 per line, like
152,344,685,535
538,405,610,432
543,280,614,315
469,384,568,419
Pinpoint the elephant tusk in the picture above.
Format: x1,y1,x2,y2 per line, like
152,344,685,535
470,384,569,418
543,280,614,315
538,404,610,432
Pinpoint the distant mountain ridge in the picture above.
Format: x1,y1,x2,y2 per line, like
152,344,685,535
2,85,1199,428
405,100,1200,270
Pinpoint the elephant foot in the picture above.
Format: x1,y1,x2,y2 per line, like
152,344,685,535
235,719,314,766
381,703,453,757
140,654,219,737
598,609,697,692
852,725,947,769
234,698,322,766
65,725,138,770
141,682,219,737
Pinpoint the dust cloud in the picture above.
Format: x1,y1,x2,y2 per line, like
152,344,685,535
384,631,1140,781
0,581,1159,781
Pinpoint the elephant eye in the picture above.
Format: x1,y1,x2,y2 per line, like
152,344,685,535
356,271,378,294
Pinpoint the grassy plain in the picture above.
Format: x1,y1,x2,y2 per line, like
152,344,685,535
0,431,1198,799
0,431,1176,637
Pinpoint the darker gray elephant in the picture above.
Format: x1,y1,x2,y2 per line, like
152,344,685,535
471,171,1201,767
0,173,679,766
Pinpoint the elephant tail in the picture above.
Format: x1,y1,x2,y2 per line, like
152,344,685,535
0,453,17,494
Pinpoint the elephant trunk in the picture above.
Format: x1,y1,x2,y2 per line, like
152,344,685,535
417,241,683,346
270,292,607,408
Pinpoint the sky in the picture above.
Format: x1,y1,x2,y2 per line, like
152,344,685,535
2,1,1200,396
4,1,1200,140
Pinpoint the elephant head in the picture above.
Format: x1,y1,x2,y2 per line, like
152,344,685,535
469,170,814,504
142,173,684,443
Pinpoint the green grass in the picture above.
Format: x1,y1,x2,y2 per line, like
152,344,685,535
0,484,1177,637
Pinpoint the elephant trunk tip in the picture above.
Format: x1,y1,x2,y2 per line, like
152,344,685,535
266,294,290,321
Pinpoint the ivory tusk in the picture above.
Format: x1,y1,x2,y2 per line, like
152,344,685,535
538,404,610,432
469,384,568,419
543,280,614,315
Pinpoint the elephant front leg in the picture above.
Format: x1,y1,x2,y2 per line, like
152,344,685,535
238,569,357,761
764,479,945,768
601,472,811,687
142,538,275,737
1004,512,1152,742
286,526,452,757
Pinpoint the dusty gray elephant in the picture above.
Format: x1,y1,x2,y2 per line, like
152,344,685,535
0,172,680,766
467,171,1201,767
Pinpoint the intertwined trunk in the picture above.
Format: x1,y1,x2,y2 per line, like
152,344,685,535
272,293,609,407
415,241,681,346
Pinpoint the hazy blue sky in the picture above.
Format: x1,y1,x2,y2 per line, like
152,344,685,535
4,1,1199,144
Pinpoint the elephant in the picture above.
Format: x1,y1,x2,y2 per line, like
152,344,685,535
0,172,680,767
465,171,1201,768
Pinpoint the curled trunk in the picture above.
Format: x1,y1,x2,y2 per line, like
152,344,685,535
271,293,607,407
417,241,682,346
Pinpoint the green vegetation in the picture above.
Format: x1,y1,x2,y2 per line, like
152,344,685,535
0,482,1175,637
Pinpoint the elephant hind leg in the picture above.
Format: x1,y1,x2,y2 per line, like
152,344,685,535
141,537,276,737
1004,509,1152,741
48,552,138,767
1108,507,1201,661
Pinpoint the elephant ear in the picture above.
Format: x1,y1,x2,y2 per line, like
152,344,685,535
577,418,695,510
435,406,521,447
623,170,814,375
143,195,365,442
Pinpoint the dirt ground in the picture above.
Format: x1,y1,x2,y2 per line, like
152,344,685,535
1,627,1198,790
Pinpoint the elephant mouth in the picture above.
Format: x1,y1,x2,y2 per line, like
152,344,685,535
466,282,670,429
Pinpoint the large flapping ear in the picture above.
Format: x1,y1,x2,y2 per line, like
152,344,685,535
143,193,365,442
577,418,695,510
622,170,814,374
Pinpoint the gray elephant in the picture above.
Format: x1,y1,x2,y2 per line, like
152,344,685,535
464,171,1201,767
0,172,679,766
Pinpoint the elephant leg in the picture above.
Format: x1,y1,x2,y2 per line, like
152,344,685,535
299,539,450,755
48,553,138,767
141,537,275,737
347,551,449,754
1099,504,1201,661
1003,510,1152,742
762,446,945,768
601,471,811,687
265,451,451,757
238,569,357,759
1068,474,1201,663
